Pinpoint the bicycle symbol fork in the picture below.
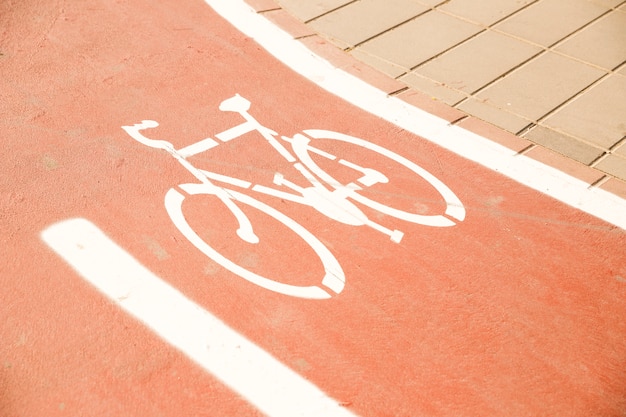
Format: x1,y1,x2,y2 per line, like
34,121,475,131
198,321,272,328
122,94,466,299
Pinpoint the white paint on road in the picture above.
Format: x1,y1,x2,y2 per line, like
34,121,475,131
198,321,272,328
204,0,626,230
41,218,358,417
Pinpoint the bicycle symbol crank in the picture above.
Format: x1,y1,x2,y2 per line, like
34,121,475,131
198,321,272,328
122,94,465,299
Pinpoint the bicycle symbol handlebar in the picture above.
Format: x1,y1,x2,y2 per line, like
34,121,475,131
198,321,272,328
122,120,175,151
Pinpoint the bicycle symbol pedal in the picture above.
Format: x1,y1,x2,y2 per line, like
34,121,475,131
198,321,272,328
122,94,465,299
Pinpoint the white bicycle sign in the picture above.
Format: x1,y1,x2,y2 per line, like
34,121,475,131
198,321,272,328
122,94,465,299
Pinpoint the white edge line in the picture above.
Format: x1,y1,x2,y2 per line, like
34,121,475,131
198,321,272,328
41,218,358,417
203,0,626,230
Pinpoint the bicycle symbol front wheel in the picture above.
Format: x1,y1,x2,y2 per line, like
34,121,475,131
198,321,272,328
164,182,345,299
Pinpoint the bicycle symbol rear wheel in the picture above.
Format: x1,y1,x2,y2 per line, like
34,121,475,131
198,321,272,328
164,182,345,299
294,129,466,227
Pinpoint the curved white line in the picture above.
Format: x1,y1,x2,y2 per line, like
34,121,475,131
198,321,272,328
203,0,626,230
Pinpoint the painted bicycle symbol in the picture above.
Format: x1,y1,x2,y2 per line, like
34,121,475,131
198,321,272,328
122,94,465,299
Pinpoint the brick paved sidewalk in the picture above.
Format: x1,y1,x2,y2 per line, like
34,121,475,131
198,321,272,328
247,0,626,198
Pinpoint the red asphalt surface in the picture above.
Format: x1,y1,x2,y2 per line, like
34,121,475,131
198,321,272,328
2,1,626,416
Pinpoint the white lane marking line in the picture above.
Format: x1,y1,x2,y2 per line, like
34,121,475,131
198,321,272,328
203,0,626,230
41,218,358,417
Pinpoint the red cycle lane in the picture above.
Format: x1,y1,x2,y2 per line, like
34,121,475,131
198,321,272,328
1,1,625,416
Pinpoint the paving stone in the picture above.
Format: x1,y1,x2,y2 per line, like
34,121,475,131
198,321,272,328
589,0,624,8
523,145,605,184
595,154,626,180
349,48,408,78
473,51,606,123
399,72,467,105
438,0,535,26
277,0,353,22
456,117,534,152
396,88,468,123
555,11,626,70
495,0,610,47
299,36,407,94
263,9,317,38
309,0,428,47
542,74,626,149
414,0,446,7
246,0,279,12
414,30,541,94
599,177,626,199
356,10,482,69
523,126,604,165
457,98,532,133
615,142,626,158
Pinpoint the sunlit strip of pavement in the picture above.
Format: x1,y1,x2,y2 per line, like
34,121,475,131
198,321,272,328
41,218,358,417
205,0,626,230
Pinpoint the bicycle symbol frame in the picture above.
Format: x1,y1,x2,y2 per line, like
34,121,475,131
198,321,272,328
122,94,465,299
